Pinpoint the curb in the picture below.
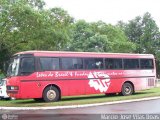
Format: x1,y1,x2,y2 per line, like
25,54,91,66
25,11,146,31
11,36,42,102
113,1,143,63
1,96,160,110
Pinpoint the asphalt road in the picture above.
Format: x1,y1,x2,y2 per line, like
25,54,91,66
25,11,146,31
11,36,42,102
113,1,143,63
1,98,160,120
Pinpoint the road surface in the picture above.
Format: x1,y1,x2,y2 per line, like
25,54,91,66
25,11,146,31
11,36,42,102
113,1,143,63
1,98,160,120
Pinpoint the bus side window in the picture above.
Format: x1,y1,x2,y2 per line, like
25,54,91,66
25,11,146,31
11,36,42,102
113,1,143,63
84,58,103,70
20,57,35,74
124,59,139,69
40,58,59,71
61,58,83,70
140,59,153,69
105,58,122,69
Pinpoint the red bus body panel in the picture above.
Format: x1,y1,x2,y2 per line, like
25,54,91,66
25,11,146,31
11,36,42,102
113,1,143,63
6,51,156,99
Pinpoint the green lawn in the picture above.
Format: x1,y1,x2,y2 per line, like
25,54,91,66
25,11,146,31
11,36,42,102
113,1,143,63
0,87,160,107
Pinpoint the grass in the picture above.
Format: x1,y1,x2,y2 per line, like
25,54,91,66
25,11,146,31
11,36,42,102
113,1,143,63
0,87,160,107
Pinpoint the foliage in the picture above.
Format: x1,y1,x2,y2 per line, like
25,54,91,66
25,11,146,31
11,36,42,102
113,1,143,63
68,20,136,52
117,12,160,54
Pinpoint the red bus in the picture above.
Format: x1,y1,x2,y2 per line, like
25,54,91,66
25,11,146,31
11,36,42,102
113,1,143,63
6,51,156,102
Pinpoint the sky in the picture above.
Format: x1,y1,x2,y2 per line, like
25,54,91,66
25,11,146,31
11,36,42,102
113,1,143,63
44,0,160,28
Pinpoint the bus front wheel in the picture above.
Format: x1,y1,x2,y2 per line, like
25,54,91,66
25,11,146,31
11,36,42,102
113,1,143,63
43,86,60,102
121,82,133,96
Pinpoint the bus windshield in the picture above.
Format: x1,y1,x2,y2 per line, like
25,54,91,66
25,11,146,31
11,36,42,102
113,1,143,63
7,57,20,77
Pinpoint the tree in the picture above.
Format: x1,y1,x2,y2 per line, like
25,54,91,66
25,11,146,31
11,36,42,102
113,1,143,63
94,22,136,53
25,0,45,10
117,12,160,54
141,12,160,54
68,20,94,51
68,20,136,53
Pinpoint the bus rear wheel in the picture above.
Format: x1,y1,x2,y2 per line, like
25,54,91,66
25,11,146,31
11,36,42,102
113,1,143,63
121,83,133,96
43,86,60,102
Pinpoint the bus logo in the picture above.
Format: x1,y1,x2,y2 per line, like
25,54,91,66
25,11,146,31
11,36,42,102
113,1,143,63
88,72,111,92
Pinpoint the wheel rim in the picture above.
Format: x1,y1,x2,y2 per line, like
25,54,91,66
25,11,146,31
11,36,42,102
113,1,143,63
124,86,131,94
47,90,56,100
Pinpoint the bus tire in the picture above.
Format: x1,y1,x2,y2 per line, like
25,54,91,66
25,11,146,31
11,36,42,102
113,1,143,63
43,86,60,102
121,82,133,96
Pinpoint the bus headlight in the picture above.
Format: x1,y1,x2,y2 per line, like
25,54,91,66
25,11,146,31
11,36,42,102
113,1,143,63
9,86,19,90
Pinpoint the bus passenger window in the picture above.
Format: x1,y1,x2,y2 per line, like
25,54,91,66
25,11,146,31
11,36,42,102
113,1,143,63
61,58,83,70
105,58,122,69
20,58,35,74
140,59,153,69
84,58,103,70
124,59,139,69
40,58,59,71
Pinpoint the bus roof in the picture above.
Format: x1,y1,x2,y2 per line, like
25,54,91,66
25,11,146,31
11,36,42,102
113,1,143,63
14,50,154,59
